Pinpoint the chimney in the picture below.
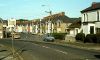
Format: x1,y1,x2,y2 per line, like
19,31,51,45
92,2,97,8
59,12,65,16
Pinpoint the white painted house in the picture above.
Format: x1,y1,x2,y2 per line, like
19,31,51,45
81,2,100,35
7,18,16,32
68,19,81,37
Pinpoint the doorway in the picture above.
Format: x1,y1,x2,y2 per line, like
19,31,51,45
90,26,94,34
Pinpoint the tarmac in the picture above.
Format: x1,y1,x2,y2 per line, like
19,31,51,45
0,44,23,60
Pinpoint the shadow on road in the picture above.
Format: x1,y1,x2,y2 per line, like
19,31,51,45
94,55,100,59
0,50,7,52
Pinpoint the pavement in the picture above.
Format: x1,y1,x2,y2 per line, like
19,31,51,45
51,40,100,52
34,35,100,52
0,44,23,60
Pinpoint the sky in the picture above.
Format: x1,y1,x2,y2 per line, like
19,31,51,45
0,0,100,20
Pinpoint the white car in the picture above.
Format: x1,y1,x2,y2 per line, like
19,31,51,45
13,32,21,39
43,35,55,42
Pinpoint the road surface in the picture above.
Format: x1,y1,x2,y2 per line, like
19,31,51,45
0,38,100,60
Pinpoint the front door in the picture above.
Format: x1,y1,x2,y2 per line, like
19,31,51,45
90,26,94,34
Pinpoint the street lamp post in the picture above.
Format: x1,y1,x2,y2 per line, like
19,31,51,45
42,5,53,34
11,27,15,59
46,11,52,34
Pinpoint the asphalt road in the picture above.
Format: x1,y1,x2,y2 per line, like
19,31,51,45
0,33,100,60
0,39,100,60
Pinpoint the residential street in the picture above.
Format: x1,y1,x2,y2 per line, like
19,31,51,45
0,1,100,60
0,33,100,60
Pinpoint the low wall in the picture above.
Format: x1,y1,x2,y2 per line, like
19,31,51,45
65,35,76,43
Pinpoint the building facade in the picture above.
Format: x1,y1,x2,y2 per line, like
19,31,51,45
81,2,100,35
68,20,81,37
0,23,3,38
38,12,80,34
7,18,16,32
16,19,33,33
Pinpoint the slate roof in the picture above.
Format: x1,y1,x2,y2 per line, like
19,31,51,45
0,20,8,25
16,19,30,26
81,2,100,13
42,12,80,23
68,20,81,28
3,20,7,23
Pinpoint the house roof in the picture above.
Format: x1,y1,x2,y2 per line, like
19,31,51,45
2,20,8,24
81,2,100,13
16,19,31,25
0,20,8,25
42,12,79,23
68,20,81,28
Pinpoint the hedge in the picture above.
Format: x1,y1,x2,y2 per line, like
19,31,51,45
95,33,100,43
75,33,85,42
51,33,67,40
84,33,100,43
85,34,96,43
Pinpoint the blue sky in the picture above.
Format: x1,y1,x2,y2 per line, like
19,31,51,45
0,0,100,20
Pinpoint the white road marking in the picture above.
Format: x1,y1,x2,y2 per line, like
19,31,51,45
42,46,50,48
54,49,68,55
86,59,89,60
41,45,68,55
32,43,68,55
32,43,39,46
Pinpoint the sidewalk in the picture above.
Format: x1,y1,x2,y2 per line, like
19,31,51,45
0,44,23,60
52,40,100,52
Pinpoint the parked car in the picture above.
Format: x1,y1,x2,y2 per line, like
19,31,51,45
13,32,21,39
31,32,37,35
43,34,55,42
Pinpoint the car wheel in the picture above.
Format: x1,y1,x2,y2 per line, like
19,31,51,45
52,39,54,42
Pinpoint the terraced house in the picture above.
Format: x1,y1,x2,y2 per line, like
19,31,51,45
0,21,3,38
81,2,100,35
7,18,16,32
38,12,81,34
16,19,33,33
0,19,8,38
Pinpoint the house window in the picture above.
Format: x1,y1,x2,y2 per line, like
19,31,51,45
46,22,48,26
97,11,99,21
86,13,88,21
90,26,94,34
96,28,100,33
76,29,78,34
84,14,85,22
59,22,61,27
